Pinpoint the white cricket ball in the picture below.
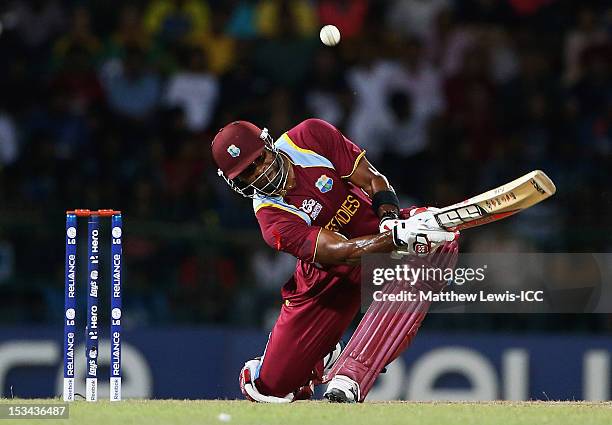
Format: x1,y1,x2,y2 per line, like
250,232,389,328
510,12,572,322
217,413,231,422
320,25,341,47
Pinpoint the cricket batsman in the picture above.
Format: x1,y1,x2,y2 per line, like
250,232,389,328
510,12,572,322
211,118,459,403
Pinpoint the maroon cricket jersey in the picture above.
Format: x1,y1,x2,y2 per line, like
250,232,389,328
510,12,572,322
253,119,380,301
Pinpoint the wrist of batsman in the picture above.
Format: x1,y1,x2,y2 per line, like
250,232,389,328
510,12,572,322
372,190,400,219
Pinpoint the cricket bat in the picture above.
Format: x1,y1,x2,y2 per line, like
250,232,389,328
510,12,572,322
434,170,556,231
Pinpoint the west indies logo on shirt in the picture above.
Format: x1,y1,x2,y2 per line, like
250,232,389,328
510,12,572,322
315,175,333,193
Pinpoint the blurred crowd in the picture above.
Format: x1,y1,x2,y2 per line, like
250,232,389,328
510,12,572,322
0,0,611,330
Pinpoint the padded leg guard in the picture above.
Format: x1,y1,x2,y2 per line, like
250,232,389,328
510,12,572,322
325,241,459,401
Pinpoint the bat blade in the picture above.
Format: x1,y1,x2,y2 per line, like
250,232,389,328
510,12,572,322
434,170,556,231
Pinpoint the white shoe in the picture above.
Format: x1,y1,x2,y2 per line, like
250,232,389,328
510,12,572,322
323,375,360,403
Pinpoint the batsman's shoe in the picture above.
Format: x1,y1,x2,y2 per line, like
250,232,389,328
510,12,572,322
324,375,360,403
239,358,294,403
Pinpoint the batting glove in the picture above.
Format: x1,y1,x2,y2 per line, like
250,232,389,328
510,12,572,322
380,207,457,256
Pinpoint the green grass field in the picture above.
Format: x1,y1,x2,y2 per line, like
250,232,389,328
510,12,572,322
1,399,611,425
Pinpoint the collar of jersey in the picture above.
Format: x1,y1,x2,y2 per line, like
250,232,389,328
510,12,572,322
251,133,336,224
274,133,335,170
252,194,312,225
